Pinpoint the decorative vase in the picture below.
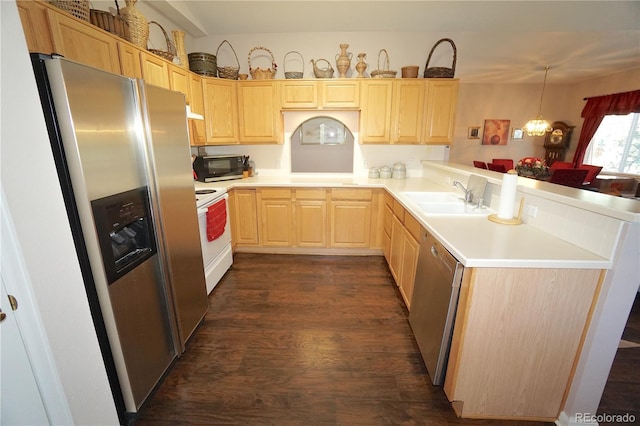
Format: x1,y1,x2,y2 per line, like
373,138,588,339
335,43,352,78
120,0,148,49
172,29,188,68
355,53,367,78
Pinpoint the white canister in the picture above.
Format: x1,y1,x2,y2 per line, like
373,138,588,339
379,166,392,179
392,163,407,179
368,167,380,179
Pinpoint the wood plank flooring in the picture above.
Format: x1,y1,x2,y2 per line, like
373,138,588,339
134,254,634,425
597,293,640,422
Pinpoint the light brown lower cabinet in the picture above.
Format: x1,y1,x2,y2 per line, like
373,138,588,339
230,187,382,252
229,189,259,246
257,188,294,246
444,268,603,420
295,189,328,247
386,196,422,309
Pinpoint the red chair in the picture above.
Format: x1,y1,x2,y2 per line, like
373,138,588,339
492,158,514,170
549,168,589,188
473,161,488,169
549,161,573,172
577,164,603,185
487,163,507,173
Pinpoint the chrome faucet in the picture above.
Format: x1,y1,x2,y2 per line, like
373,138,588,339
452,180,474,203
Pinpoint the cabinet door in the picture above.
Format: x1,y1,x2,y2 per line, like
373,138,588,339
296,200,327,247
424,80,459,144
140,51,170,89
231,189,259,245
398,229,420,309
47,9,120,74
237,81,282,144
169,64,190,101
295,188,327,247
388,214,404,283
360,80,393,144
202,78,239,144
382,204,393,261
392,80,426,144
330,201,372,248
321,81,360,108
17,0,54,54
118,41,142,78
188,73,206,146
260,199,293,246
258,188,293,246
281,80,318,109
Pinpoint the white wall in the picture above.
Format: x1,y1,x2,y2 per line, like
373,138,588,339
1,2,119,424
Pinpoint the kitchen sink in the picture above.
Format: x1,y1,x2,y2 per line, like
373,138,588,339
402,191,462,203
401,191,493,216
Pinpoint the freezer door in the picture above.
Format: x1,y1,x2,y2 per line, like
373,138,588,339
137,82,209,350
42,58,176,413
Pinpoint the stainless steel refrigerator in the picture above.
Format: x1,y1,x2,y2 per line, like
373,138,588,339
30,54,208,420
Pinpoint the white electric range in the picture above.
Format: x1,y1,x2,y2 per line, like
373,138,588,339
195,187,233,294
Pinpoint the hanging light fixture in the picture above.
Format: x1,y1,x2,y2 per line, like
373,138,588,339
524,66,553,137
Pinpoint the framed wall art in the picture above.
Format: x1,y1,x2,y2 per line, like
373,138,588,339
468,126,481,139
512,128,524,140
482,119,510,145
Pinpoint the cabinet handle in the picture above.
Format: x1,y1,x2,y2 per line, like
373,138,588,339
8,294,18,311
430,245,438,257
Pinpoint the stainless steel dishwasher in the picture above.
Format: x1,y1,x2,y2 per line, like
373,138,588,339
409,231,464,386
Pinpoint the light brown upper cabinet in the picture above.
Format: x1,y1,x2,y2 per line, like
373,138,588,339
17,0,54,54
359,80,393,144
118,41,142,79
47,8,120,74
237,81,282,144
281,80,359,109
169,64,190,100
140,51,170,89
321,81,360,108
392,80,426,144
424,80,459,144
202,77,239,145
188,73,206,146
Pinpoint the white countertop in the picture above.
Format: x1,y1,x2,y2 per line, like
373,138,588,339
194,173,613,269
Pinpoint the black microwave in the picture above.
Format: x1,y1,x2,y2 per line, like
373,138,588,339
193,155,244,182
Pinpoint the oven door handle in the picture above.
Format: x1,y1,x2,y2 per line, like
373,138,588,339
197,194,229,215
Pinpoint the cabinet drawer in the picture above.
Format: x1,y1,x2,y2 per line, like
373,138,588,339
259,188,291,199
392,199,405,222
295,188,327,200
331,188,373,201
404,213,423,242
384,191,394,208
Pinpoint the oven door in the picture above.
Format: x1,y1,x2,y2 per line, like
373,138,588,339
197,194,233,294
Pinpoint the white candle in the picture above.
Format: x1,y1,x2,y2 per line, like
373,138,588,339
497,170,518,219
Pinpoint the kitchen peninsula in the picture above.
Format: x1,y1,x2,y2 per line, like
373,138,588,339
196,161,639,422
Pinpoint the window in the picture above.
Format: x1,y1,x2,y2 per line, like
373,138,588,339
584,112,640,174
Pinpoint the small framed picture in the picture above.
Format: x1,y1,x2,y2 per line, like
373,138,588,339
512,128,524,140
468,126,481,139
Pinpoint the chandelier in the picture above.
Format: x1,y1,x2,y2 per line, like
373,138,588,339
524,66,552,137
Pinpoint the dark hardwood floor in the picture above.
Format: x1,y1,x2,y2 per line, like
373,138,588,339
597,293,640,423
135,254,637,425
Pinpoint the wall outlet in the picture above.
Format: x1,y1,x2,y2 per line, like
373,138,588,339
527,205,538,218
